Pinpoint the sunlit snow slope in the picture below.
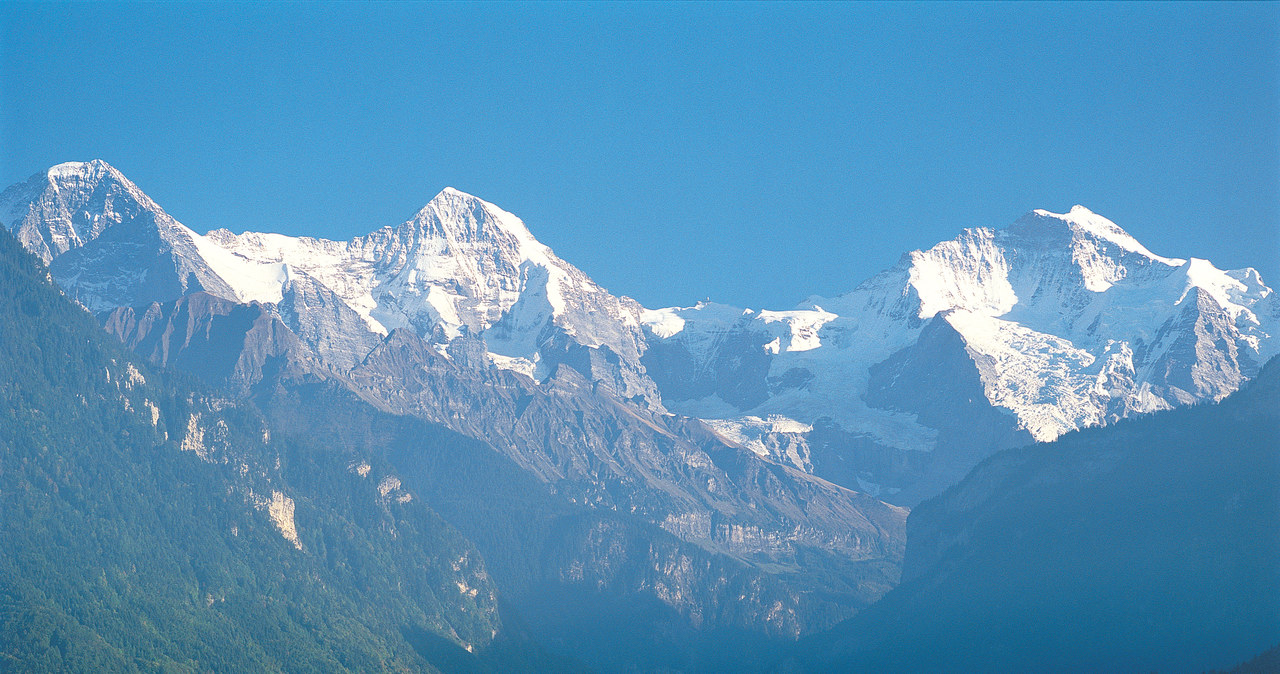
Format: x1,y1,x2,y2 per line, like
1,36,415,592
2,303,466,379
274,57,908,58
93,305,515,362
5,161,1275,505
642,206,1278,501
0,162,658,404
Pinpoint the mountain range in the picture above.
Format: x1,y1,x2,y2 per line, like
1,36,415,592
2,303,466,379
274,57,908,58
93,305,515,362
2,159,1276,671
4,160,1274,504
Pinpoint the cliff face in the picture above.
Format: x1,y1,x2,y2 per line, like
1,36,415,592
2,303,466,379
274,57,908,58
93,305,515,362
0,162,905,624
8,163,1275,515
103,292,907,628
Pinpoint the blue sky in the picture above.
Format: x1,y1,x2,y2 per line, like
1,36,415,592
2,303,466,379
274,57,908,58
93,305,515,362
2,2,1277,309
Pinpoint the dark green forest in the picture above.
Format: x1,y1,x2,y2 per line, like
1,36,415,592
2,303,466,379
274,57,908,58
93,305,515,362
0,228,526,672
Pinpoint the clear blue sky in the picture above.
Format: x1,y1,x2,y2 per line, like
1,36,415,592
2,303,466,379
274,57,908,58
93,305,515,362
2,2,1277,309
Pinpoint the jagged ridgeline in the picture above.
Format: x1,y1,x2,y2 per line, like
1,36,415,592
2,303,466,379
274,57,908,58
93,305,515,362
5,160,1275,520
0,227,563,671
3,159,1278,673
0,175,870,673
0,160,910,652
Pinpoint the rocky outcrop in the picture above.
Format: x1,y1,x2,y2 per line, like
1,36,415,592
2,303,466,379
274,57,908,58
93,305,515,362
100,289,907,628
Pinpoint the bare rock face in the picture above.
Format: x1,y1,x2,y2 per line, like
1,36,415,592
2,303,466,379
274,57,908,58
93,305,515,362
11,164,1273,504
104,291,906,621
0,159,156,263
3,161,904,581
103,292,319,392
0,161,242,309
0,226,505,669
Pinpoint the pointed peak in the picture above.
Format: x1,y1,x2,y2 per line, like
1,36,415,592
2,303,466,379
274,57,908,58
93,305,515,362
0,159,171,263
406,186,548,252
39,160,153,208
427,185,490,207
420,185,495,213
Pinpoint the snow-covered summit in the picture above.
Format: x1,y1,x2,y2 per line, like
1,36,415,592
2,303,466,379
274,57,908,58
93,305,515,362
4,161,1275,506
46,159,118,181
207,184,654,399
0,160,265,308
1020,204,1182,265
644,205,1278,493
3,164,660,405
407,186,548,252
352,185,572,338
0,159,162,263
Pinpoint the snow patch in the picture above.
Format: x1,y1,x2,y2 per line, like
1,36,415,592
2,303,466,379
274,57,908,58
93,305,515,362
487,352,538,379
945,310,1098,441
757,307,836,351
908,228,1017,319
185,226,291,304
701,415,814,470
640,307,687,338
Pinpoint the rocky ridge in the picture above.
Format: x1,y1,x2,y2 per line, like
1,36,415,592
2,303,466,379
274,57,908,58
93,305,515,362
3,159,1274,606
2,161,907,632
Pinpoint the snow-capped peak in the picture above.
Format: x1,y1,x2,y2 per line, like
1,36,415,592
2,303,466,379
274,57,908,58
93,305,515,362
47,158,117,178
648,203,1277,469
1022,205,1183,266
347,186,572,340
9,160,1275,466
43,160,154,206
161,180,655,399
1,159,165,263
47,159,109,179
407,187,549,255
